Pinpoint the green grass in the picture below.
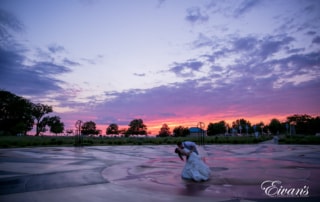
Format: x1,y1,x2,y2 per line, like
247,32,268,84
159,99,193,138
278,135,320,144
1,134,319,148
0,135,277,148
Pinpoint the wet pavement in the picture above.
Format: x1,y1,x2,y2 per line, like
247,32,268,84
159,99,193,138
0,143,319,202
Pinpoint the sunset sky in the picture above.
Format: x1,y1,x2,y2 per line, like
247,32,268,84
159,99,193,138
1,0,319,135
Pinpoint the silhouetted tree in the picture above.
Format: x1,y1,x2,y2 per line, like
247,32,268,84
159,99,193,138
32,103,53,136
37,116,50,134
0,90,65,136
286,114,319,135
268,118,282,135
158,123,171,137
47,116,64,135
310,116,320,134
173,126,189,137
126,119,147,136
232,118,251,134
0,90,34,135
207,120,227,136
81,121,99,135
106,123,119,135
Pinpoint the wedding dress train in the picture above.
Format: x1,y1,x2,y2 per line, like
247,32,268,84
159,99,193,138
181,148,211,182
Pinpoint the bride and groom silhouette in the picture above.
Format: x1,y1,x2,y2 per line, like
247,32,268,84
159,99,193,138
175,141,211,182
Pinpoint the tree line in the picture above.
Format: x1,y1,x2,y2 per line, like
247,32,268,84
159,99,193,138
0,90,64,136
1,90,319,137
77,119,148,137
103,115,320,137
205,116,320,136
0,90,150,136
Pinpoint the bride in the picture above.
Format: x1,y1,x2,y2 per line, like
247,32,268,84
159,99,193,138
175,146,211,182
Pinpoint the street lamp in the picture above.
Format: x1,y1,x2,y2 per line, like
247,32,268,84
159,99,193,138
75,120,83,146
197,122,205,146
245,124,249,136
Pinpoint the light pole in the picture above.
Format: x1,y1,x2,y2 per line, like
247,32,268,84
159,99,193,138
197,122,205,146
246,124,249,136
225,124,229,136
75,120,83,146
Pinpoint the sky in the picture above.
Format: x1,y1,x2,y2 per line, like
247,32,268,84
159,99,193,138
1,0,319,135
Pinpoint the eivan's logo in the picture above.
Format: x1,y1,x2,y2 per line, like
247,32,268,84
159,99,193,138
261,180,309,197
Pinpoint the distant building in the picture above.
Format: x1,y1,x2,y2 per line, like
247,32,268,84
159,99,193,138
189,127,206,137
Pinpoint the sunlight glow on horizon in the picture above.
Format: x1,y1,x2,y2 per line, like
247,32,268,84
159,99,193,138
87,113,291,136
1,0,319,136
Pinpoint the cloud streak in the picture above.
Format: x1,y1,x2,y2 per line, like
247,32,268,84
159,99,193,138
0,8,24,39
185,7,209,23
0,0,319,134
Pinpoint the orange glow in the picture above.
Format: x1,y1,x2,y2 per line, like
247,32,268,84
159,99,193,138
142,115,286,136
92,113,290,136
63,111,320,136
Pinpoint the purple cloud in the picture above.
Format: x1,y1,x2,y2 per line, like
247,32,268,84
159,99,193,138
233,0,261,18
48,44,65,53
169,60,204,77
185,7,209,23
33,62,71,75
306,31,317,36
312,36,320,44
1,1,319,133
90,67,320,127
0,41,72,96
133,73,146,77
63,58,80,66
193,33,213,48
0,9,24,36
232,36,257,52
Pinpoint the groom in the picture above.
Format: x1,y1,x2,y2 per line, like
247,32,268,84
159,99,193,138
177,141,199,155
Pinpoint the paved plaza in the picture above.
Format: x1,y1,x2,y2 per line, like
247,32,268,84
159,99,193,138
0,143,319,202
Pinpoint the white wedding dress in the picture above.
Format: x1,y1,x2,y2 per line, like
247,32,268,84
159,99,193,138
181,148,211,182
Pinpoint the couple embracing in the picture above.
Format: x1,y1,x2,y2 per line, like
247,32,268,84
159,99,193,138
175,141,211,182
